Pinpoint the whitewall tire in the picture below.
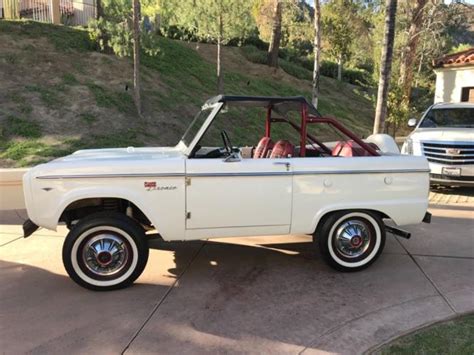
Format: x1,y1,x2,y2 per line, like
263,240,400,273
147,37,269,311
314,210,386,272
62,212,149,291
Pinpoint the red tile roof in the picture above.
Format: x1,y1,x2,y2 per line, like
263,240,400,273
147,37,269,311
433,48,474,69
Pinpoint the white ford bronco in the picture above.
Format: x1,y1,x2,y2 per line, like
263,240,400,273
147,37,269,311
23,96,431,290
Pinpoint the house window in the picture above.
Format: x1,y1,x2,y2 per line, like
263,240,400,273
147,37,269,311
461,87,474,103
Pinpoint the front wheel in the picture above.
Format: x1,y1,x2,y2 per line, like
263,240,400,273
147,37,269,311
314,210,386,272
62,212,149,291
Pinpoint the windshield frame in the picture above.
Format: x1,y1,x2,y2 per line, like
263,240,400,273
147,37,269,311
179,102,223,156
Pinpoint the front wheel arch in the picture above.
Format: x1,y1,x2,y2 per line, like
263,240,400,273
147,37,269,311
59,197,152,230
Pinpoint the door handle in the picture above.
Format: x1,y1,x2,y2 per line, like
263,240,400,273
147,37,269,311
273,162,291,171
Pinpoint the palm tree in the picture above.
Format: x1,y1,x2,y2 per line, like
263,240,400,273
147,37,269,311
267,0,282,68
373,0,397,134
398,0,428,106
312,0,321,108
132,0,142,116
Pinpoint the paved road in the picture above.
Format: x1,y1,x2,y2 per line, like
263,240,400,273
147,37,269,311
0,203,473,354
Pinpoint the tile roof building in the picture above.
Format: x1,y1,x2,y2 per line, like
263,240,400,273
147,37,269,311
433,48,474,103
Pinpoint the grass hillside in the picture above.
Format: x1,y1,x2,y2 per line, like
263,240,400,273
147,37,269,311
0,20,375,167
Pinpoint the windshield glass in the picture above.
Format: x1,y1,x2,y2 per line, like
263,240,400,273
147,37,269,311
420,108,474,128
181,107,214,146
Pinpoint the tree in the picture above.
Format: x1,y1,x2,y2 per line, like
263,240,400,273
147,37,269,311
164,0,254,94
267,0,283,67
398,0,428,106
96,0,105,19
312,0,321,108
89,0,160,57
373,0,397,135
132,0,142,116
322,0,356,81
89,0,160,117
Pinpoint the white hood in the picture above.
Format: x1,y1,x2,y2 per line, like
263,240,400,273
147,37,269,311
54,146,184,163
409,128,474,143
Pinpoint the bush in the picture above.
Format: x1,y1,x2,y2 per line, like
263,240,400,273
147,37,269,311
241,36,268,51
241,45,267,65
241,45,373,87
6,116,41,138
279,60,311,80
343,67,373,87
320,60,339,78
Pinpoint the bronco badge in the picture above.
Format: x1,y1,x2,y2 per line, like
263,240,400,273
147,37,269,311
144,181,177,191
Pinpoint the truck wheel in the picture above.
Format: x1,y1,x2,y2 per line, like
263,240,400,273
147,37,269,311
62,212,149,291
314,210,385,272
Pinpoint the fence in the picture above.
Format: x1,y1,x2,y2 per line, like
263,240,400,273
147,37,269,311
0,0,96,25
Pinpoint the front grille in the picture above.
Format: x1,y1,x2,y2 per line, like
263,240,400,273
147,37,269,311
422,141,474,165
430,174,474,182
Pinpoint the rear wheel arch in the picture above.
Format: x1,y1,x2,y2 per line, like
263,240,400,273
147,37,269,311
314,208,389,234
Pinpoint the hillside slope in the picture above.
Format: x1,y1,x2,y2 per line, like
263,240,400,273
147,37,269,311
0,21,375,167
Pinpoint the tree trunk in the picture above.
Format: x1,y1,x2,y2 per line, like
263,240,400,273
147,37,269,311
216,13,224,94
267,0,282,68
337,54,343,81
312,0,321,108
132,0,142,116
373,0,397,135
96,0,104,19
398,0,427,105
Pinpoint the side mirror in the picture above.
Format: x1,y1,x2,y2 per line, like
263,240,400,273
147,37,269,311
407,118,417,127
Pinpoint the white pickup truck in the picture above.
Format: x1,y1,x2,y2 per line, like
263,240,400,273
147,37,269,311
23,96,431,290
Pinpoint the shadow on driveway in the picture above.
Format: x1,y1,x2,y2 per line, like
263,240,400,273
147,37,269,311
0,204,472,354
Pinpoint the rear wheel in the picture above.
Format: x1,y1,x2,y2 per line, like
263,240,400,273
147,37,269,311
314,210,386,272
62,212,149,291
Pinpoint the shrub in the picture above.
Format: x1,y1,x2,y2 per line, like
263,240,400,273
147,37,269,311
6,116,41,138
241,45,267,65
279,60,311,80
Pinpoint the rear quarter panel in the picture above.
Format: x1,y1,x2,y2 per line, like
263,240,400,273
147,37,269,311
290,156,430,234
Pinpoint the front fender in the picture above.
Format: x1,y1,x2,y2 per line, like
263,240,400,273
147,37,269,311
28,177,186,240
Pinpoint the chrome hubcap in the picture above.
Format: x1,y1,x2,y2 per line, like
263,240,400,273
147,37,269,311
82,234,129,276
334,220,371,258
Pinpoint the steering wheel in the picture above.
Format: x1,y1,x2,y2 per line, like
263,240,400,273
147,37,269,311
221,130,233,155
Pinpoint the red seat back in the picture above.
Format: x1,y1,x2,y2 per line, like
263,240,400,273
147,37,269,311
270,140,295,158
332,140,372,157
254,137,274,158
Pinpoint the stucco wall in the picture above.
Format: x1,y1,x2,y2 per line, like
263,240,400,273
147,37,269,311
0,169,28,211
434,66,474,103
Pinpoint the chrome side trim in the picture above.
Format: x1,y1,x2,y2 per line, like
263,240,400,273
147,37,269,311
36,173,185,180
187,172,291,177
292,168,430,175
36,169,429,180
188,169,429,178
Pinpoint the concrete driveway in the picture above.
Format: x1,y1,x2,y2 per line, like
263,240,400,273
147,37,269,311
0,203,473,354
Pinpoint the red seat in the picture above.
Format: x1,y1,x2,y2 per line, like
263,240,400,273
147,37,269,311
270,140,295,158
332,141,372,157
254,137,274,158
